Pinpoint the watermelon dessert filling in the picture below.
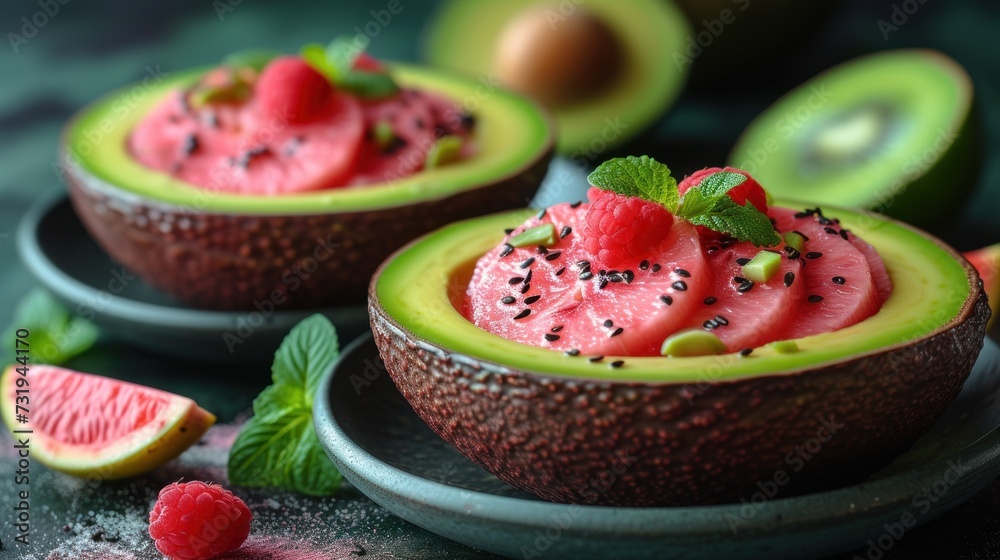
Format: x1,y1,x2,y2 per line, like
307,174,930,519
464,156,893,357
128,39,476,195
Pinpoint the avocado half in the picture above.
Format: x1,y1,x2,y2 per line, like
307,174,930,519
729,50,980,230
369,203,989,506
423,0,691,156
61,65,553,310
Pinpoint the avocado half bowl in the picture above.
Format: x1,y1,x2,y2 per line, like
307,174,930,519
61,64,554,310
423,0,690,156
368,202,989,506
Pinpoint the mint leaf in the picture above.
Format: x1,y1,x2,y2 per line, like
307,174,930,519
685,197,781,246
299,37,399,99
271,314,338,402
325,36,362,78
228,314,342,496
692,171,747,198
587,156,679,212
2,289,98,365
675,187,715,218
339,70,400,99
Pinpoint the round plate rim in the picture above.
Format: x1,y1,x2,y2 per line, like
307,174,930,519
16,194,365,332
316,333,1000,541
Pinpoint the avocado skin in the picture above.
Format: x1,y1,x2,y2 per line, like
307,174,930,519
368,283,989,506
65,148,551,310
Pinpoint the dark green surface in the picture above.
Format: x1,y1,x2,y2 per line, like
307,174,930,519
0,1,999,558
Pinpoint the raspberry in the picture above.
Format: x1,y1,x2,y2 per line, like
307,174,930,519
353,52,385,72
583,187,674,268
148,481,252,560
678,167,768,213
256,56,333,123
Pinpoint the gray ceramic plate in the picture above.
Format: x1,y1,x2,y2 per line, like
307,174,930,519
315,334,1000,560
16,195,368,364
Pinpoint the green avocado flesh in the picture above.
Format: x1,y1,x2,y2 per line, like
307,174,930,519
729,50,975,227
424,0,690,155
375,202,971,383
64,64,550,215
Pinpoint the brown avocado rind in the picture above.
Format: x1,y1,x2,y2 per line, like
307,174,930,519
368,240,989,506
65,146,552,310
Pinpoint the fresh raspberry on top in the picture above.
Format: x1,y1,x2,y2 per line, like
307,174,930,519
148,481,253,560
256,56,333,123
584,186,674,268
679,166,768,213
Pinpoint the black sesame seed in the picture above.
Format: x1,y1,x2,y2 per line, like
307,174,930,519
639,260,650,270
576,260,590,268
570,200,583,209
651,264,662,272
824,227,838,235
786,248,801,260
509,277,524,285
623,270,635,284
514,309,531,319
560,226,572,239
536,208,547,220
536,245,548,255
521,283,531,294
740,348,753,357
609,273,623,283
499,244,514,258
832,276,846,285
672,281,688,291
610,360,625,368
715,315,729,326
808,295,824,303
704,296,718,305
598,277,609,290
588,355,604,363
520,257,535,269
736,257,751,266
504,228,515,234
182,133,199,156
784,272,795,287
501,296,515,304
524,295,541,305
737,281,754,293
551,325,564,332
524,270,533,284
603,319,614,328
579,271,593,280
675,268,691,277
660,295,673,305
818,216,833,225
544,333,560,342
545,251,562,261
610,327,623,337
565,348,580,356
733,276,747,284
555,267,566,277
805,252,823,259
840,230,850,241
703,320,718,330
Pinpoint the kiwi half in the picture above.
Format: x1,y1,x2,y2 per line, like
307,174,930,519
729,49,980,229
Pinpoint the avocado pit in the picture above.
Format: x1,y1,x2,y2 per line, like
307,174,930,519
493,5,623,107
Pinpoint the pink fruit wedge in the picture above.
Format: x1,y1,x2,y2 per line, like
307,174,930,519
1,365,215,479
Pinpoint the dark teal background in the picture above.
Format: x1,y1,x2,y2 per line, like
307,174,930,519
0,1,998,558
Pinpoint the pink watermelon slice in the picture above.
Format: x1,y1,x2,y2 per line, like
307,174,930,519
129,57,472,194
466,203,708,356
466,202,891,356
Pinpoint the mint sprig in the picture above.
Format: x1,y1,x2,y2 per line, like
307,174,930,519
301,37,399,99
2,289,99,366
587,157,780,246
228,314,342,496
